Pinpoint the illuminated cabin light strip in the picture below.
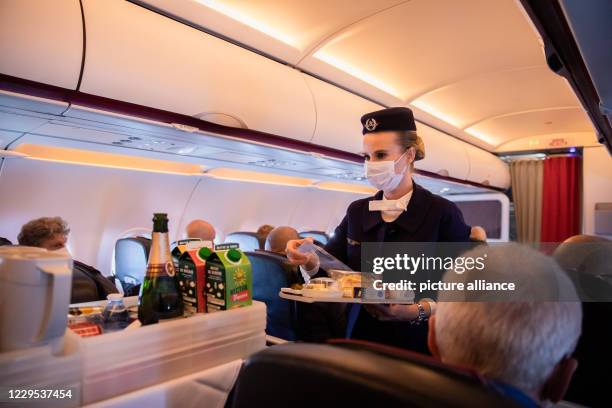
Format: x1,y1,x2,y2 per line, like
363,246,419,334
194,0,297,47
15,144,201,175
17,144,375,193
202,167,313,187
25,157,197,176
410,99,464,128
313,51,403,99
464,127,499,146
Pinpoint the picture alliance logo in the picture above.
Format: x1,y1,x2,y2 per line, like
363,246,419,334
371,253,488,275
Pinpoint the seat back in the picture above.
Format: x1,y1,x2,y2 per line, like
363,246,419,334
229,341,522,408
245,251,300,340
114,237,150,294
225,232,261,251
299,230,329,245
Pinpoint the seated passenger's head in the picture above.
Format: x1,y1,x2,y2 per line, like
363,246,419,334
429,243,582,405
256,224,274,249
185,219,216,241
18,217,69,250
265,226,299,255
469,226,487,242
553,234,612,300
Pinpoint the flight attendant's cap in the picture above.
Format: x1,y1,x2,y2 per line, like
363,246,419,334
360,107,417,135
361,107,425,161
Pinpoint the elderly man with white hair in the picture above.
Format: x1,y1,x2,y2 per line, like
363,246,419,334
428,243,582,407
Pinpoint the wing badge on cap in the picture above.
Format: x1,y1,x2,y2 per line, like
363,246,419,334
365,118,378,131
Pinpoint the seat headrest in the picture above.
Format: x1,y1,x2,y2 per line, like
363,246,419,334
299,230,329,245
229,342,522,408
225,232,261,251
114,237,151,282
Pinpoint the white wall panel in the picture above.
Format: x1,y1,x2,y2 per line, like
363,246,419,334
0,159,198,274
178,178,365,241
0,159,367,275
583,146,612,238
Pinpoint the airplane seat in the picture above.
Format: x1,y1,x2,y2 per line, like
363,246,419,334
299,230,329,245
225,232,261,252
553,234,612,300
553,235,612,406
114,236,151,296
245,251,301,341
228,340,522,408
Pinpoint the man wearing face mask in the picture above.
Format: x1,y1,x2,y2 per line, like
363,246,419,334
286,107,471,353
18,217,118,303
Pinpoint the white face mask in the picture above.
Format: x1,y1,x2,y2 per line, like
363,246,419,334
364,151,409,193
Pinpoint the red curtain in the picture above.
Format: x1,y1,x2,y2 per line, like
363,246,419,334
540,156,582,242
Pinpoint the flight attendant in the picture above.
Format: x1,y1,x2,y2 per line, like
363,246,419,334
286,107,471,353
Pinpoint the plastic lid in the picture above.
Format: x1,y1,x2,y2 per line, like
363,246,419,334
198,246,212,260
227,248,242,262
107,293,124,301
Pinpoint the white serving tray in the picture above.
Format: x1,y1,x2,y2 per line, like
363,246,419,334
279,288,414,304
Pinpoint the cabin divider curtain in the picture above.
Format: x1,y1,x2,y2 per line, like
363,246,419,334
510,160,544,244
540,156,582,242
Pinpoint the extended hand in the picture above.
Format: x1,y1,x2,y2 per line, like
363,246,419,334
285,237,315,267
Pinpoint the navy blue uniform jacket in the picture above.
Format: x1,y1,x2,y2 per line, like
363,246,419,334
322,181,471,352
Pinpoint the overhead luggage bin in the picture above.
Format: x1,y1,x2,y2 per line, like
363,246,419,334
464,143,511,189
304,75,384,153
79,0,316,142
0,0,83,90
415,123,470,182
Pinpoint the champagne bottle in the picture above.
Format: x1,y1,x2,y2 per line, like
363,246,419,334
138,213,184,325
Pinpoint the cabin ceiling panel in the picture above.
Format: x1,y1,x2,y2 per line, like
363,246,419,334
142,0,596,151
411,66,580,129
140,0,405,64
301,0,544,101
467,107,594,147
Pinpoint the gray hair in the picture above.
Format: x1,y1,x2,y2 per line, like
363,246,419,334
435,243,582,394
17,217,70,247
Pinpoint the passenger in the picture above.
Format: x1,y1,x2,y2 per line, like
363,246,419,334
265,226,299,255
287,107,471,352
469,226,487,242
185,219,216,241
429,243,582,407
18,217,118,303
554,235,612,407
261,226,345,342
0,237,12,246
256,224,275,250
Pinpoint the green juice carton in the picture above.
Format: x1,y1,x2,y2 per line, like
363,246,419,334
177,245,213,314
205,247,252,313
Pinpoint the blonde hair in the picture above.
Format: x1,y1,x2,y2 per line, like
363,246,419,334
395,130,425,170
